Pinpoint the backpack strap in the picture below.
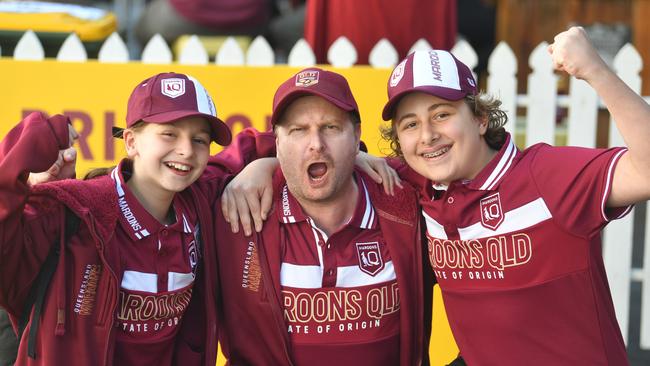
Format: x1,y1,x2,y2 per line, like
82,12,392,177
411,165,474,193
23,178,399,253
17,207,80,359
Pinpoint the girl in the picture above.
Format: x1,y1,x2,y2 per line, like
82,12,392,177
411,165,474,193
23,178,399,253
378,27,649,365
0,72,271,366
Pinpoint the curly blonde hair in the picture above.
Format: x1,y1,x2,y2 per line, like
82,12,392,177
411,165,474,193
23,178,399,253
380,92,508,157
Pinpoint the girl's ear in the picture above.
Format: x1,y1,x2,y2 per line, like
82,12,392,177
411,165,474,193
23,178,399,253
123,129,138,158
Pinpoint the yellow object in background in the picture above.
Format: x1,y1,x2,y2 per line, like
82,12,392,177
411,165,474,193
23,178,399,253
0,1,117,42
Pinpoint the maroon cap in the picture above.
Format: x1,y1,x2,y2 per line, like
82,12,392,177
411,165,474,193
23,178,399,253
271,68,359,125
113,72,232,145
382,50,477,121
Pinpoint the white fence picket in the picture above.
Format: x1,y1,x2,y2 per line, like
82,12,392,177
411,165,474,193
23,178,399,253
487,42,518,136
603,43,643,345
328,36,357,67
14,30,44,60
57,33,87,62
141,34,172,64
408,38,432,55
452,39,478,82
246,36,274,66
288,38,316,67
98,32,129,63
566,78,598,147
604,210,635,345
643,205,650,348
368,38,398,68
216,37,245,65
178,35,209,65
526,42,557,146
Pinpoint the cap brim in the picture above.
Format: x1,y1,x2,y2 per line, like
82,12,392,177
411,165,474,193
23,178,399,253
272,89,357,125
382,86,469,121
143,110,232,146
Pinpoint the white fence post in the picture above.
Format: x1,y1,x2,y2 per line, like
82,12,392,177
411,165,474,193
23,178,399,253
566,78,598,147
526,42,557,146
603,43,643,345
487,42,518,137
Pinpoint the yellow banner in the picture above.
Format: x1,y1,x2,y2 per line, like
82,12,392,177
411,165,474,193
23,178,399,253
0,58,459,365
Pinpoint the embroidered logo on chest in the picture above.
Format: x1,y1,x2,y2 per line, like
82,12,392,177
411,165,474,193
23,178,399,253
356,242,384,276
480,192,504,230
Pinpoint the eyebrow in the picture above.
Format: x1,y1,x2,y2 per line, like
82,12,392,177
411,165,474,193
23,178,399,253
397,103,454,124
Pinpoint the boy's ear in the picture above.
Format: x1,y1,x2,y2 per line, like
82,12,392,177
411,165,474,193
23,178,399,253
123,129,138,158
477,116,489,135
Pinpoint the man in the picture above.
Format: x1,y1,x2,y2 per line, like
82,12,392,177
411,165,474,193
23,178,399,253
213,68,432,365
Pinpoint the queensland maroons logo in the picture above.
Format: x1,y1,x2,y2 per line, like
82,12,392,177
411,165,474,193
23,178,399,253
161,78,185,98
295,70,319,87
480,192,504,230
356,242,384,276
389,59,406,87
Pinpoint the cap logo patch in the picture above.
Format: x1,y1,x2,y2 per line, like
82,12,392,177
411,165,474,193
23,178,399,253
480,192,504,230
161,78,186,98
390,59,407,87
467,77,476,87
356,242,384,276
295,70,319,87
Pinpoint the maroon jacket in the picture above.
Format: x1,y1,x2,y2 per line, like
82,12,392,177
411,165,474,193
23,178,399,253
0,113,273,366
214,168,433,366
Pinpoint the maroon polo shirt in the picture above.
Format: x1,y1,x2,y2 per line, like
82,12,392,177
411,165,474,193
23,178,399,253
278,173,400,365
110,161,201,366
414,134,631,365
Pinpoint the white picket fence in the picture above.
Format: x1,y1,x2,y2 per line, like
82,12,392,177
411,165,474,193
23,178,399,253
5,30,650,351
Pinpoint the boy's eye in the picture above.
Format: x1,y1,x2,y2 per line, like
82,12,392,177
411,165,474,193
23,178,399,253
193,137,209,145
434,112,450,121
401,120,417,130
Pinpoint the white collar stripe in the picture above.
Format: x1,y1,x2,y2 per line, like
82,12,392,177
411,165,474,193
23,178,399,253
307,218,326,272
601,149,628,221
360,180,375,229
182,214,191,233
111,167,125,197
480,139,516,190
486,143,517,191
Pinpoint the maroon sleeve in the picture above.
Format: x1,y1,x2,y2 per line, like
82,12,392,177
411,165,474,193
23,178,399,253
0,112,69,312
530,145,630,238
199,127,276,203
0,112,69,220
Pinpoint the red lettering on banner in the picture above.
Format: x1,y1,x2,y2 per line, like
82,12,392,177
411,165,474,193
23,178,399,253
104,111,115,160
64,110,93,160
225,114,252,131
